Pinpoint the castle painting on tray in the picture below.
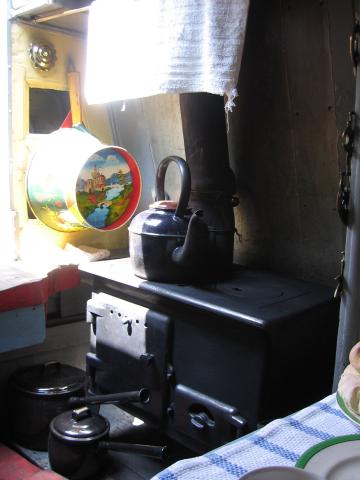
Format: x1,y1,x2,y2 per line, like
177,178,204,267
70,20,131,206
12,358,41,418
76,147,134,229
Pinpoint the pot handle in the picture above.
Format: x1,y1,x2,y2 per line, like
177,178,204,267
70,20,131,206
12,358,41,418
98,441,168,460
72,407,92,421
41,361,61,375
68,388,150,408
155,156,191,219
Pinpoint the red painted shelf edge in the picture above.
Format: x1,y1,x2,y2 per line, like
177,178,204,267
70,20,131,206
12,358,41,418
0,265,80,313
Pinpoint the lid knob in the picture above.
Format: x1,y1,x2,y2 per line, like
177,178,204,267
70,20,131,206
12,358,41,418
72,407,92,421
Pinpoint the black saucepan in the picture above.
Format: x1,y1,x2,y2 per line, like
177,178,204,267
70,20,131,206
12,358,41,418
48,406,167,480
10,361,86,450
10,360,150,451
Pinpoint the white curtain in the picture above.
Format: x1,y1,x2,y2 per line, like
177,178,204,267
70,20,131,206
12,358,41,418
85,0,249,111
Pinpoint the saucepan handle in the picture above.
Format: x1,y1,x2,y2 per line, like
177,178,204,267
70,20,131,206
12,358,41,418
98,441,168,460
68,388,150,408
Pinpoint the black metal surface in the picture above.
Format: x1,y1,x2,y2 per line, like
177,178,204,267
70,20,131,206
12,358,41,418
13,402,192,480
11,361,85,395
51,408,109,442
155,156,191,218
337,111,356,225
128,156,209,282
81,258,337,328
180,93,238,273
48,430,107,480
86,294,171,423
98,441,167,460
68,389,150,408
172,385,247,451
80,259,340,452
10,362,85,451
49,408,168,479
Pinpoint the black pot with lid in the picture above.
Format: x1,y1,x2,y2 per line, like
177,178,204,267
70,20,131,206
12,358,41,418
10,361,86,450
49,407,167,480
49,407,108,480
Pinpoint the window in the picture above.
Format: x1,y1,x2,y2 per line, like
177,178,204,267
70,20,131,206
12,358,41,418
29,88,70,134
0,6,15,263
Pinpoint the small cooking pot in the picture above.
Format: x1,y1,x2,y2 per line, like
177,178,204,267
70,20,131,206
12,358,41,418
10,361,86,451
11,360,149,452
49,407,167,480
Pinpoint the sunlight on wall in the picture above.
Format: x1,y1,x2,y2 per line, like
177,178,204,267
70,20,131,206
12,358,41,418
11,23,129,259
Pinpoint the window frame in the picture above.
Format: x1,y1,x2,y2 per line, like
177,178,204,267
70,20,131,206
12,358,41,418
0,3,16,263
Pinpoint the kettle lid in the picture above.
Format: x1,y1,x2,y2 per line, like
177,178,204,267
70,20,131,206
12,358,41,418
128,206,190,237
149,200,177,210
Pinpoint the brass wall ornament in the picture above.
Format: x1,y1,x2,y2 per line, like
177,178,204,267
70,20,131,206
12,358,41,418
29,41,57,71
337,111,356,226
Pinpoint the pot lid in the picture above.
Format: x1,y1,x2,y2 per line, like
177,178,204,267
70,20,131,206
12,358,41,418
50,407,109,442
149,200,178,210
11,362,85,396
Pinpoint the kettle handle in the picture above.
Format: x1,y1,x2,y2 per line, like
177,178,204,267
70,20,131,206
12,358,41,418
155,156,191,219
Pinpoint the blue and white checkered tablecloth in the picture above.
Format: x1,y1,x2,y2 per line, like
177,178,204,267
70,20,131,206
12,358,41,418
151,394,360,480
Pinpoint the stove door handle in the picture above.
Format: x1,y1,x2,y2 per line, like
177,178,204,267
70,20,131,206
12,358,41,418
228,414,248,436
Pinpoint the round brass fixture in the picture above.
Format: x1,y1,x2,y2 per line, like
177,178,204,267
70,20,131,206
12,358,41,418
29,41,57,71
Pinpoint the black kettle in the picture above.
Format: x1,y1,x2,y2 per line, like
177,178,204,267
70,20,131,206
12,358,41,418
128,156,209,282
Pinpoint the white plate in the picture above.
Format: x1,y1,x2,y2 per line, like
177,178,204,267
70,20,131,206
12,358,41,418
241,466,322,480
296,435,360,479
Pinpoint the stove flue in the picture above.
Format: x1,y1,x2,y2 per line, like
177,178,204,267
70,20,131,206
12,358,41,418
180,92,239,277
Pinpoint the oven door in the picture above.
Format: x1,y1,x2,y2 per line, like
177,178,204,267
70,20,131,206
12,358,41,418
86,293,172,422
171,384,247,451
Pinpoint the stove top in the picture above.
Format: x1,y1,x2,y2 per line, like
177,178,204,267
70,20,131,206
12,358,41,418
80,258,334,329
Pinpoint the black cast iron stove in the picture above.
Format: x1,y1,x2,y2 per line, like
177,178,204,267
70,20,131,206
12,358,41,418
80,258,339,454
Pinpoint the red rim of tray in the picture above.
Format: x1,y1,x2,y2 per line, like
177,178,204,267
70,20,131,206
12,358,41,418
100,146,141,230
60,113,141,231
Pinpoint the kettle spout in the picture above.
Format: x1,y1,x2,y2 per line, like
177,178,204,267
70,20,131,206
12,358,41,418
172,210,208,267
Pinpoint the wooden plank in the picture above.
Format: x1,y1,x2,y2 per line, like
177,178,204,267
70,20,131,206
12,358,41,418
281,0,343,283
229,0,300,269
228,0,352,285
327,0,355,135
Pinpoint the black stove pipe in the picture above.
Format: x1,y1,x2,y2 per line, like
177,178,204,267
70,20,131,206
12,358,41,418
180,93,238,275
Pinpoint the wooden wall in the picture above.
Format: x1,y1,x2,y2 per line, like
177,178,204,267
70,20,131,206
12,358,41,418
9,1,356,285
228,0,355,286
106,94,185,213
107,0,356,289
